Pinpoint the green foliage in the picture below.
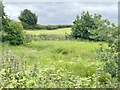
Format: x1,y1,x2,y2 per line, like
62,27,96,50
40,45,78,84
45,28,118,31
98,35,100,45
103,61,117,77
18,9,37,29
0,1,3,29
35,24,47,30
97,72,118,88
71,12,92,39
96,45,118,78
95,22,118,79
71,11,112,41
35,24,72,30
2,21,24,45
1,2,25,45
1,50,118,88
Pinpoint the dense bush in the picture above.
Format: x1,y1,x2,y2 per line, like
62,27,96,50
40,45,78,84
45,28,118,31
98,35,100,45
95,23,119,83
2,21,24,45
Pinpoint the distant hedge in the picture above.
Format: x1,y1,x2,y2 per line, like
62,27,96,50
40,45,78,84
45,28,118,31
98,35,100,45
31,24,72,30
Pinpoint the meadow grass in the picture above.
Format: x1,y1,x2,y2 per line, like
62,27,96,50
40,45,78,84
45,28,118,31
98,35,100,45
2,40,107,77
26,28,72,36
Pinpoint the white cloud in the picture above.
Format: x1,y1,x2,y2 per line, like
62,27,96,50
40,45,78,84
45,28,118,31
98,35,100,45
4,2,118,24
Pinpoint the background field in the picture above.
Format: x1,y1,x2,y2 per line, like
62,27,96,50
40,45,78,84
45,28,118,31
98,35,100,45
26,28,72,36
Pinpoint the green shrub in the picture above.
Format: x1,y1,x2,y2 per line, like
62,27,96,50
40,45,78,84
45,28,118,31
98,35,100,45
95,25,118,79
2,21,24,45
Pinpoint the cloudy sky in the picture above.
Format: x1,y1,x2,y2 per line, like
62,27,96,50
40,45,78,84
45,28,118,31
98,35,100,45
4,2,118,25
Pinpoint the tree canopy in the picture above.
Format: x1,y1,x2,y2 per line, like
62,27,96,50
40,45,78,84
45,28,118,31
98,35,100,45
18,9,38,29
71,11,114,41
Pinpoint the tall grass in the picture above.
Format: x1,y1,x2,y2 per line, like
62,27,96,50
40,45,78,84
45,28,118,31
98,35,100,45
1,41,117,88
2,40,107,77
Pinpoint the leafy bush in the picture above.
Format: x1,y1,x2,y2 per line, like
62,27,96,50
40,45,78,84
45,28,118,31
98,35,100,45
95,23,118,79
1,2,25,45
2,21,24,45
96,45,118,78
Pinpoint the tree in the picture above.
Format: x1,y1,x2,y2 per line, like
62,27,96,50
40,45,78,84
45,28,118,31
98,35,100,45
71,11,111,41
18,9,38,29
88,15,111,41
1,1,24,45
71,12,96,40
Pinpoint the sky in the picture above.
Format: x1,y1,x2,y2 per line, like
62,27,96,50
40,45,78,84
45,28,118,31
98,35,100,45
4,2,118,25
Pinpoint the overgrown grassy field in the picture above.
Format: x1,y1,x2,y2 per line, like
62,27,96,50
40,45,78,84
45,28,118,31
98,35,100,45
2,28,107,77
3,28,117,88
